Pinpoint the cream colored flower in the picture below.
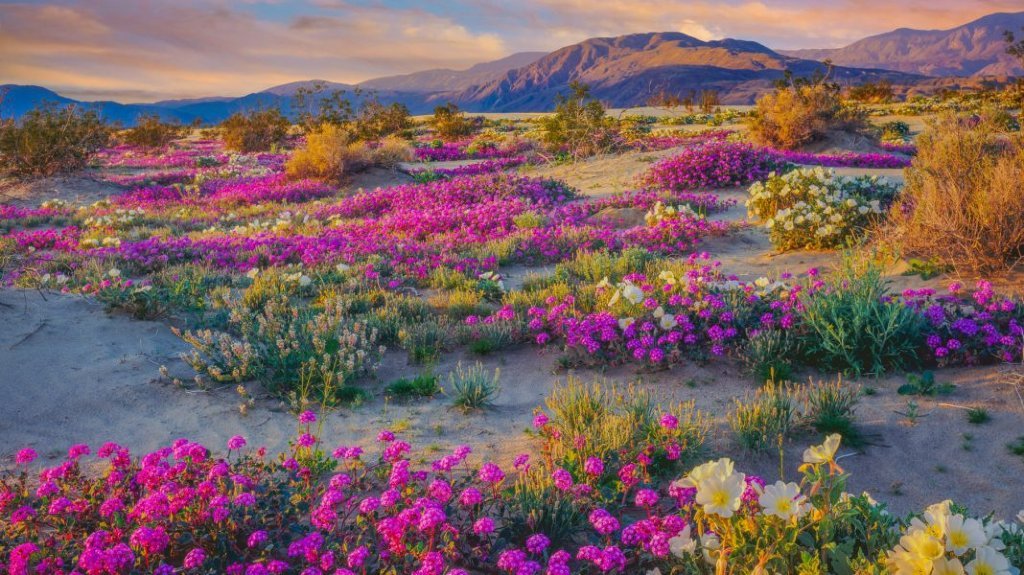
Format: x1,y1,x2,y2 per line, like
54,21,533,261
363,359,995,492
695,471,746,518
932,557,966,575
802,434,841,465
659,314,678,331
700,532,721,566
965,546,1012,575
668,524,696,557
621,283,644,305
945,515,987,555
618,317,635,331
758,481,809,520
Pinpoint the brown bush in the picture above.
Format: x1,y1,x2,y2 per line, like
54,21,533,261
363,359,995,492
371,136,414,169
887,113,1024,274
285,124,369,182
220,109,289,153
748,83,865,150
0,104,110,177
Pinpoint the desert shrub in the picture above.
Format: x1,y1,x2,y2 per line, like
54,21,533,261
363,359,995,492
355,100,412,140
846,80,895,104
292,81,354,130
220,108,289,152
540,82,619,159
0,104,109,177
371,135,414,168
888,113,1024,274
640,141,785,191
798,257,924,375
741,328,797,384
399,317,456,364
803,378,861,443
285,123,369,182
122,114,186,148
429,288,488,319
176,294,384,406
879,120,911,142
746,167,899,250
749,81,866,149
729,381,799,452
432,102,478,141
446,361,501,411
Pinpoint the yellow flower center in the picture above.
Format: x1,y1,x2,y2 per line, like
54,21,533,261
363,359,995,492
975,564,994,575
949,530,967,548
711,490,729,506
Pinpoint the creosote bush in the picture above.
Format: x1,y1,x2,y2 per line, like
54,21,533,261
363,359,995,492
0,104,109,177
748,80,866,150
432,102,478,141
888,113,1024,274
220,108,290,153
122,115,186,148
540,82,619,160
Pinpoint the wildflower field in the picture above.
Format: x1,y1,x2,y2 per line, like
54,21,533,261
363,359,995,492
1,94,1023,575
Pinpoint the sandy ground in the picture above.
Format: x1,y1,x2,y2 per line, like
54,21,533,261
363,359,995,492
1,288,1022,517
0,173,125,208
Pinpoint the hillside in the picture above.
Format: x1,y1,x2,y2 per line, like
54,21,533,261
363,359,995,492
454,32,923,110
359,52,546,93
783,12,1024,76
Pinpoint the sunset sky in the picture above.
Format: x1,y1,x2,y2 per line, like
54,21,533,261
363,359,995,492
0,0,1019,102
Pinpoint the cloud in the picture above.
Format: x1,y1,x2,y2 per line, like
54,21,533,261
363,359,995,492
0,0,1018,101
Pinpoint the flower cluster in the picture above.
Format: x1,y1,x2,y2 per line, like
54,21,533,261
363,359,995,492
640,141,785,191
747,167,899,250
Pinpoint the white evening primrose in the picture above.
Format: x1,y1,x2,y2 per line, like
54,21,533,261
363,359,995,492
758,481,809,521
668,524,696,557
694,470,746,518
802,434,841,465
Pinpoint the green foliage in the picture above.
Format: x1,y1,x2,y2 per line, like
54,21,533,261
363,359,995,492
220,108,290,152
446,362,501,412
0,104,110,177
539,82,618,160
354,99,412,140
729,381,798,452
966,407,991,425
293,81,354,130
399,317,455,365
803,378,862,445
799,257,924,376
897,371,955,396
903,258,952,280
741,329,797,384
385,372,440,400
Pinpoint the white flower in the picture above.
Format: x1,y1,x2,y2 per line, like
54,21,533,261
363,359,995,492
965,546,1012,575
758,481,809,520
700,532,721,566
335,263,351,273
298,275,312,287
107,268,121,278
802,434,841,464
945,515,986,555
621,283,644,305
694,470,746,518
668,524,696,557
618,317,635,331
246,268,260,279
932,557,966,575
659,314,678,331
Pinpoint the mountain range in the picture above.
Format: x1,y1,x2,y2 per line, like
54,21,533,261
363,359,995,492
1,11,1020,125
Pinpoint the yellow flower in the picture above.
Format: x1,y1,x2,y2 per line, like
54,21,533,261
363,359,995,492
674,458,736,490
758,481,809,521
802,434,841,465
932,557,966,575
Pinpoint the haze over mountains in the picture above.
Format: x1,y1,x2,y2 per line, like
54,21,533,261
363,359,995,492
2,11,1021,125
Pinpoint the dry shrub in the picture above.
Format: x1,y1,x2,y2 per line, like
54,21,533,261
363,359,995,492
0,104,110,177
888,113,1024,274
371,136,414,168
748,83,865,150
220,108,289,152
285,124,370,182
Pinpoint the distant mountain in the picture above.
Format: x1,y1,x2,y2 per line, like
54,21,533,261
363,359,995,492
453,32,922,111
782,12,1024,77
0,84,192,124
360,52,547,93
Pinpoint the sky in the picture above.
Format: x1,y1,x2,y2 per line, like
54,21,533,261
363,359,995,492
0,0,1019,102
